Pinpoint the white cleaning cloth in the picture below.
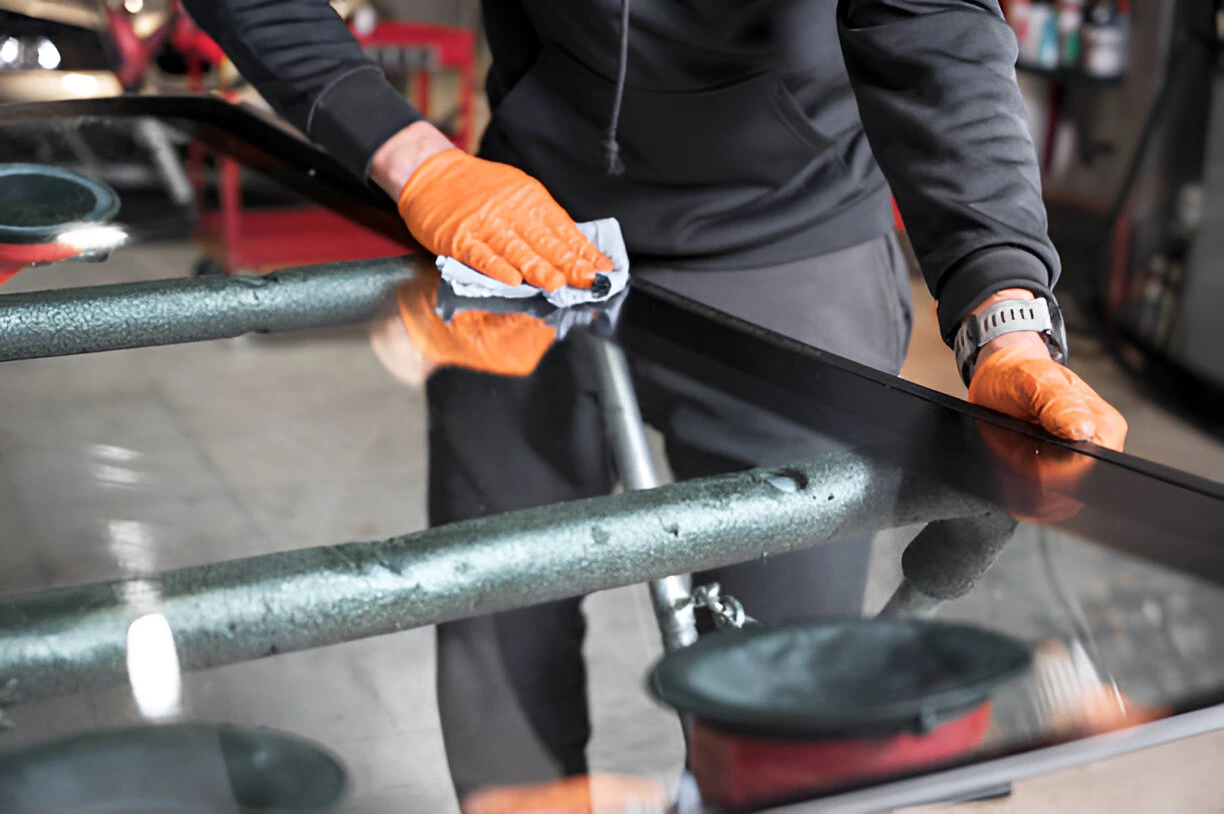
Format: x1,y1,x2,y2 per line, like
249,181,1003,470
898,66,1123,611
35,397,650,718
436,218,629,308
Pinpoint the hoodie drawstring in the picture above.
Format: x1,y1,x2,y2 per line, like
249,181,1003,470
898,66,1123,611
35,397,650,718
604,0,630,176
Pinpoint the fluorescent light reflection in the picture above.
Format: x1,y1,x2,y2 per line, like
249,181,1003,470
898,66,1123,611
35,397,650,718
126,612,182,721
58,224,127,252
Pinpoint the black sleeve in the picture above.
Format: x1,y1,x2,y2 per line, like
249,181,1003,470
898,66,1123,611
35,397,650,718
837,0,1061,344
180,0,425,180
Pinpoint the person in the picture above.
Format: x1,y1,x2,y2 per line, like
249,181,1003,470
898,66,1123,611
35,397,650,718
180,0,1128,807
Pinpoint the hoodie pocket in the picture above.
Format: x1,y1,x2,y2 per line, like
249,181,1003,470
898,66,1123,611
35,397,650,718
488,45,833,189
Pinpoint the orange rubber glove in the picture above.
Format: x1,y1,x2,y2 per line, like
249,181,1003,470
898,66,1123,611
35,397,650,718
371,269,558,380
966,293,1128,523
397,150,613,292
969,343,1128,451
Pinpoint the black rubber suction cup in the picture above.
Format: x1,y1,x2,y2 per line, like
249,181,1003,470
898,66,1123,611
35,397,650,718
0,163,120,245
0,722,348,812
650,618,1031,740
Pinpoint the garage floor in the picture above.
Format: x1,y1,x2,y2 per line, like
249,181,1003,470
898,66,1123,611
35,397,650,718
0,244,1221,812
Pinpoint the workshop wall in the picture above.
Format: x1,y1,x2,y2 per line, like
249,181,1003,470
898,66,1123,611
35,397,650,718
1012,0,1180,213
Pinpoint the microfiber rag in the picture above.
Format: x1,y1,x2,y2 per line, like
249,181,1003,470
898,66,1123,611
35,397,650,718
436,218,630,309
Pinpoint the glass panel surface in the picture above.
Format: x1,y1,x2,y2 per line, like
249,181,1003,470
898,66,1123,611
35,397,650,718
0,99,1221,813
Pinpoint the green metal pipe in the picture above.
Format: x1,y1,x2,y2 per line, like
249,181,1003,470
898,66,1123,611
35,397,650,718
0,256,423,362
0,450,995,709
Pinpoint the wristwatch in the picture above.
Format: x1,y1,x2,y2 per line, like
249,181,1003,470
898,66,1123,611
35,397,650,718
954,296,1068,386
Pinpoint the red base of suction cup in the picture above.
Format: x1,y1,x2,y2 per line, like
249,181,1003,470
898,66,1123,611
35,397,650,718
689,703,992,809
0,243,83,287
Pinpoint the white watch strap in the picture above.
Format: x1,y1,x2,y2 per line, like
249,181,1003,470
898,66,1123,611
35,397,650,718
976,298,1053,344
955,298,1060,385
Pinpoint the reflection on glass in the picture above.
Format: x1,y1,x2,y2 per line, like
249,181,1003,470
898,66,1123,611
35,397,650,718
57,224,127,252
118,579,163,614
372,267,558,383
369,265,625,384
1027,637,1163,737
59,72,99,96
35,39,59,71
0,105,1219,814
126,612,181,721
90,462,145,487
977,421,1093,524
107,518,156,572
462,774,668,814
90,443,141,463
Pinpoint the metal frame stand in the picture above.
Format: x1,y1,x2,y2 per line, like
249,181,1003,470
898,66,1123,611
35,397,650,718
586,334,699,652
0,257,422,361
0,263,1016,719
584,333,1021,643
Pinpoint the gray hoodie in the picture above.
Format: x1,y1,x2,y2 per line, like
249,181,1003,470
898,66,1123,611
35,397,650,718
182,0,1060,342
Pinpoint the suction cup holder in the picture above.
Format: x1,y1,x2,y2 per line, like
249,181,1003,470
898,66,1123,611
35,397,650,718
0,164,124,287
0,163,121,246
650,618,1032,740
0,722,349,812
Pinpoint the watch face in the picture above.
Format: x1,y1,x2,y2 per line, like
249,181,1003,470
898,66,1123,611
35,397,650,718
954,318,981,386
1047,303,1069,364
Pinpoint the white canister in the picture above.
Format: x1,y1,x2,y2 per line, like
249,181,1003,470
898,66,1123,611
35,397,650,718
1082,18,1128,78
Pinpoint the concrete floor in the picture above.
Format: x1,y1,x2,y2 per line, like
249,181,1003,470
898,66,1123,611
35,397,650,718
0,244,1221,812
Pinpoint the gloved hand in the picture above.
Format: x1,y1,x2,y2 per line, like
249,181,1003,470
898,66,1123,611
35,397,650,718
368,269,558,384
396,149,612,292
969,344,1128,451
965,291,1127,522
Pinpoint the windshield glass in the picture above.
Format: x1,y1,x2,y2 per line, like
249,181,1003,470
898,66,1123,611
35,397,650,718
0,98,1221,814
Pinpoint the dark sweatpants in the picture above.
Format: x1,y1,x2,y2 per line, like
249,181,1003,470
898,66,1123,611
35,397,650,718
429,232,914,797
